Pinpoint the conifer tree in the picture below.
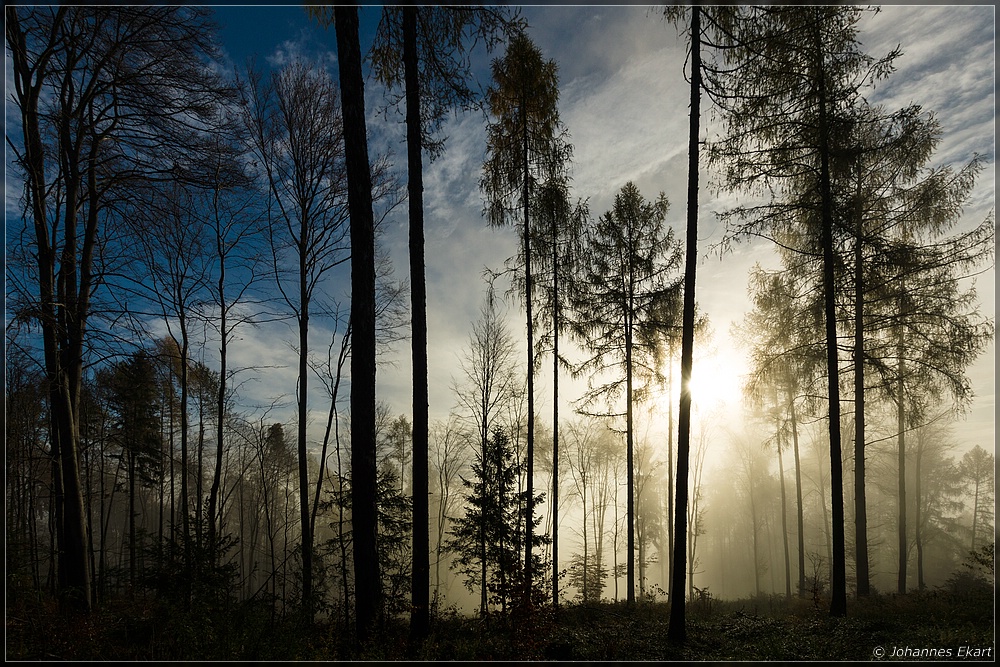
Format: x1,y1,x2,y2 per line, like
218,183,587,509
571,181,683,606
481,32,566,603
370,7,520,635
707,5,898,616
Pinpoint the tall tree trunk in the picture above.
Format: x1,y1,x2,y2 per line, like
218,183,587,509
551,204,560,609
8,8,91,610
521,93,536,607
668,5,699,644
813,19,847,617
915,436,925,590
335,6,381,640
297,252,313,618
667,347,675,596
403,6,431,640
853,223,870,597
197,385,205,550
179,328,192,588
625,325,635,605
789,390,805,598
970,478,980,551
336,425,351,624
129,449,136,591
751,484,760,597
208,241,227,562
896,316,907,594
778,438,791,600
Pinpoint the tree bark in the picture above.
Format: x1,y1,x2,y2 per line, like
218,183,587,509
813,18,847,617
335,6,382,641
404,5,431,641
668,5,700,644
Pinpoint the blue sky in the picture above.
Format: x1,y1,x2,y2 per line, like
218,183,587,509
7,6,993,461
199,6,995,460
200,5,996,457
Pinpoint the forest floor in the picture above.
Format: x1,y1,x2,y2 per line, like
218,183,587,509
6,576,994,662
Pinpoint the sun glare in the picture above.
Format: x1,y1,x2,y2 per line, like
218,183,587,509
685,348,747,416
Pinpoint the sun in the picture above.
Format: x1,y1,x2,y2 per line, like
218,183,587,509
685,347,747,416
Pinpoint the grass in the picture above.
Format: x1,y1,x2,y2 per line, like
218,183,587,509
6,584,994,661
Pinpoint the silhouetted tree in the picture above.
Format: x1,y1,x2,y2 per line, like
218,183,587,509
370,7,520,636
451,285,520,613
707,5,898,617
6,5,233,611
571,181,683,606
334,6,382,639
446,426,548,616
243,58,349,618
481,32,567,602
531,152,586,608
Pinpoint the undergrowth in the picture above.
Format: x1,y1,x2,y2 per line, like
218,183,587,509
7,581,994,661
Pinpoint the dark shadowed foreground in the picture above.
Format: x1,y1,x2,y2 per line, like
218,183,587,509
7,555,993,661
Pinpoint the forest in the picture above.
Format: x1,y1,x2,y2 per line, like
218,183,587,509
4,4,996,662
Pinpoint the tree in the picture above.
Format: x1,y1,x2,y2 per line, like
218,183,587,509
706,5,899,617
428,416,471,603
685,431,709,602
867,198,992,594
531,151,586,608
564,416,619,602
481,32,567,602
202,128,265,564
571,181,683,605
5,5,232,612
243,58,350,617
370,6,519,636
4,347,49,601
660,5,723,640
958,446,995,553
832,100,988,597
737,265,824,599
375,462,414,620
911,422,966,590
670,3,701,637
446,426,548,616
307,6,384,639
98,351,163,590
128,181,214,583
451,286,521,613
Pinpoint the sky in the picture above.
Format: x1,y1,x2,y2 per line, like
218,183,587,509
202,4,996,460
6,6,991,462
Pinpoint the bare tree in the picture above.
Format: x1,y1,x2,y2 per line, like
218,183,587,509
5,5,233,611
429,416,471,604
451,284,521,615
